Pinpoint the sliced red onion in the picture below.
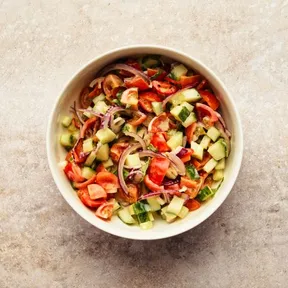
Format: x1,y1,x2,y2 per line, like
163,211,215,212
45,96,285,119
148,114,169,132
175,147,189,158
167,153,186,175
162,85,194,108
93,142,102,154
101,106,125,129
89,77,104,88
124,131,147,150
100,114,111,129
78,108,104,118
118,144,142,195
100,63,151,85
111,117,125,133
138,150,166,159
138,189,180,200
127,170,144,183
182,136,187,147
163,177,180,186
71,101,85,125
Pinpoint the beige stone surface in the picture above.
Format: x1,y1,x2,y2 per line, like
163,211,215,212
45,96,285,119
0,0,287,287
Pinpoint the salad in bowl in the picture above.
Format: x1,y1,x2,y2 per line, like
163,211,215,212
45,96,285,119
58,55,231,230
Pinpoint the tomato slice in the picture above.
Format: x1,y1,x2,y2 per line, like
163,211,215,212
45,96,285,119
147,68,167,80
148,157,170,185
95,202,114,220
124,76,150,91
150,133,170,152
80,117,97,138
103,74,123,98
152,80,177,96
179,75,202,88
96,163,108,173
148,113,170,133
117,184,139,204
87,184,107,200
78,188,106,208
110,142,129,162
72,139,87,164
64,162,86,183
199,90,220,110
120,87,138,109
185,123,197,143
196,79,208,90
191,152,211,170
180,177,199,189
144,175,164,191
126,59,141,71
73,175,97,189
139,97,153,113
140,91,162,102
128,111,147,126
96,172,120,193
185,199,201,211
195,103,219,125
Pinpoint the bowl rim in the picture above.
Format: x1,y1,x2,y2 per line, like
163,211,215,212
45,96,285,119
46,44,243,240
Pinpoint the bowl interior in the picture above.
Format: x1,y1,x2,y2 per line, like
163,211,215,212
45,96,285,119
47,46,243,240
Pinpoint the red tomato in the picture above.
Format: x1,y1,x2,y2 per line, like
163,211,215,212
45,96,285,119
126,59,141,70
185,123,197,143
96,163,108,173
117,184,139,204
147,68,167,80
144,175,164,191
64,162,85,183
199,90,220,110
148,157,170,185
124,76,150,91
180,177,199,189
185,188,199,199
150,133,170,152
191,152,211,170
120,87,138,107
149,113,170,133
72,118,81,129
152,80,177,96
73,175,97,189
95,202,114,220
65,151,73,162
196,103,219,125
185,199,201,211
80,117,97,138
103,74,123,98
179,75,202,88
139,97,153,112
78,188,106,208
96,172,120,193
138,92,161,113
72,139,87,164
196,79,208,90
87,184,107,200
128,111,147,126
80,87,93,108
110,142,129,162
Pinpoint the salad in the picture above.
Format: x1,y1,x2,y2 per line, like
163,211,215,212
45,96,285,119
59,55,231,230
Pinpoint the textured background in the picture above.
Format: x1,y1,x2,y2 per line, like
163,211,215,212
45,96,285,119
0,1,287,287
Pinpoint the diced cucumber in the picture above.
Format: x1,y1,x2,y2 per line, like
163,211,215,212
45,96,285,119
147,197,161,212
170,64,188,80
141,55,160,69
167,129,177,137
167,131,183,150
181,88,201,102
208,139,226,160
186,165,200,180
93,100,109,114
161,206,177,223
137,212,150,223
140,221,153,230
81,167,96,179
207,126,221,142
148,212,154,221
213,169,224,181
121,90,138,106
93,93,105,104
181,101,194,112
197,186,214,202
141,159,150,175
129,202,147,215
83,106,93,118
84,151,97,166
125,153,141,168
137,126,147,138
182,112,197,128
96,128,116,144
170,93,185,106
203,158,218,173
215,158,225,170
102,158,114,168
156,196,166,206
68,123,78,132
200,135,211,149
72,131,80,141
165,165,178,179
167,196,185,215
123,123,137,134
96,144,110,161
62,116,72,128
60,134,75,148
83,138,94,153
211,179,224,191
191,141,204,160
178,206,189,219
171,105,190,122
118,208,136,224
152,102,163,115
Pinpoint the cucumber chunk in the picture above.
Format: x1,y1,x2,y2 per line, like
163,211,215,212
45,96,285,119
208,139,226,160
60,134,75,148
123,123,137,134
213,169,224,181
83,138,94,153
93,100,109,114
181,88,201,102
140,221,153,230
203,158,218,173
182,112,197,128
96,128,116,144
96,144,110,161
200,135,211,149
118,208,136,224
81,167,96,179
190,141,204,160
93,93,105,104
215,158,225,170
156,196,166,206
102,158,114,168
181,101,194,112
167,131,183,150
125,153,141,168
152,102,163,115
147,197,161,212
207,126,221,142
84,151,97,166
197,186,214,202
62,116,72,128
167,196,185,215
178,206,189,219
170,64,188,80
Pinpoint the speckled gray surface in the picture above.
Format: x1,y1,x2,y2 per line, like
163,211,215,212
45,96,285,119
0,0,287,287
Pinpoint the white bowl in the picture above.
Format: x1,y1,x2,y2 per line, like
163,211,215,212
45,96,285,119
47,45,243,240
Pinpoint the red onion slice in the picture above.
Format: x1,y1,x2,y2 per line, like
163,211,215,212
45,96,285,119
124,131,147,150
78,109,104,118
89,77,104,88
138,150,166,159
175,147,189,158
127,170,144,183
100,63,151,85
138,190,180,200
167,153,186,175
118,144,142,195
